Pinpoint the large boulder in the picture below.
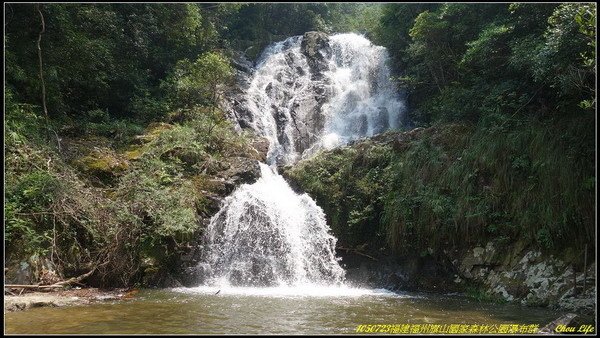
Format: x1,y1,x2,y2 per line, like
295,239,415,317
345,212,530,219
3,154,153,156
217,157,261,186
300,31,332,77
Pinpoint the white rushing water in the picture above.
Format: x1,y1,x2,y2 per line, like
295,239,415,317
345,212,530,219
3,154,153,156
243,33,405,165
202,163,345,287
195,33,404,294
316,34,404,151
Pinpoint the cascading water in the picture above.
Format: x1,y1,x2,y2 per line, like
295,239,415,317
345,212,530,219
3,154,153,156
203,163,344,287
196,33,404,292
240,32,405,165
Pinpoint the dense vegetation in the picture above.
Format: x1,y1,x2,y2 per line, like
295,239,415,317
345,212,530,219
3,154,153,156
4,3,321,286
375,3,595,125
288,3,596,261
4,3,596,286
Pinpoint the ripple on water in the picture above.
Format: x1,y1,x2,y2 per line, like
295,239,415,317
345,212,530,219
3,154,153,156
171,285,412,299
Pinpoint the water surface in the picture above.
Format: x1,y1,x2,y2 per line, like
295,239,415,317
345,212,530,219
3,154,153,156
5,288,561,334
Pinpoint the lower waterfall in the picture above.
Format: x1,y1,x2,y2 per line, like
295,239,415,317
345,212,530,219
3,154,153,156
202,163,345,287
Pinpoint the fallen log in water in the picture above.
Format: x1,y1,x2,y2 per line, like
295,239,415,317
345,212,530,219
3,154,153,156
5,268,96,291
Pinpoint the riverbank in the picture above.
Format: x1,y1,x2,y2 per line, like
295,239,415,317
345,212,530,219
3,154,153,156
4,288,133,313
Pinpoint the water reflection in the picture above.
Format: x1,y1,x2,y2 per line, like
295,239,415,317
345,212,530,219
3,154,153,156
5,289,562,334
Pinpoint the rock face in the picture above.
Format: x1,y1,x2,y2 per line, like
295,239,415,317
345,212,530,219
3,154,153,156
219,51,255,132
449,242,596,315
226,33,333,164
300,31,332,78
339,252,460,293
337,243,596,315
5,257,63,287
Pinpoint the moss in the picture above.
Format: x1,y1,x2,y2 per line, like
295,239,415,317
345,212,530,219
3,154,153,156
123,146,144,161
135,122,175,143
76,150,130,176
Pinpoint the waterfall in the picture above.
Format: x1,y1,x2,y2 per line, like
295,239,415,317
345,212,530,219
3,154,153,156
199,33,404,289
240,32,405,165
203,163,344,287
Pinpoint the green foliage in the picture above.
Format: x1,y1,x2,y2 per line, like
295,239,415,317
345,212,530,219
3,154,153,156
374,4,440,71
4,2,596,287
5,89,46,145
465,284,508,303
117,157,200,240
327,4,384,38
375,3,594,124
167,52,233,109
288,116,595,256
5,3,218,121
534,3,596,110
285,141,394,251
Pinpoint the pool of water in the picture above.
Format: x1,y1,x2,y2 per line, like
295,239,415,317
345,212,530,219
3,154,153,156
5,287,562,334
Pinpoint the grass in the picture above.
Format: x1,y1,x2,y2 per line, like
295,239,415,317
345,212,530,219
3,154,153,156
286,115,595,260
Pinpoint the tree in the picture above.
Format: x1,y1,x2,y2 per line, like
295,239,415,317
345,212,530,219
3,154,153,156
534,3,596,111
170,51,233,110
168,51,234,138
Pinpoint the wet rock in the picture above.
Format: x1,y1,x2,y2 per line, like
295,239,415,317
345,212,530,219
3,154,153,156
181,263,211,287
230,50,254,74
458,242,499,279
218,52,254,132
300,31,331,77
217,157,261,186
141,266,183,288
249,136,270,162
452,242,597,315
538,313,579,334
372,108,390,135
339,252,459,293
5,257,63,286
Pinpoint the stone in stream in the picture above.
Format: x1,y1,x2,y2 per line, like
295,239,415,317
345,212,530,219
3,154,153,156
300,31,332,78
538,313,580,334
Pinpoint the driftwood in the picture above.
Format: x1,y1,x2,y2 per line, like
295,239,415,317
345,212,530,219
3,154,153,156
5,284,64,289
337,247,378,261
5,268,95,291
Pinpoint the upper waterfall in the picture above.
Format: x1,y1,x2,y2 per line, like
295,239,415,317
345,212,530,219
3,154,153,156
239,32,405,166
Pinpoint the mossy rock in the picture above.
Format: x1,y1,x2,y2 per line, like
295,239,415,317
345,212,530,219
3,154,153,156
123,145,144,161
76,149,130,179
192,174,228,195
134,122,174,144
61,135,114,163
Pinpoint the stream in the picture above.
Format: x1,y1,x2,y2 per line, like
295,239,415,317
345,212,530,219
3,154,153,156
5,288,560,334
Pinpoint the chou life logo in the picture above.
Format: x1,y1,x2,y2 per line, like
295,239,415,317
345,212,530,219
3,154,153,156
555,324,595,334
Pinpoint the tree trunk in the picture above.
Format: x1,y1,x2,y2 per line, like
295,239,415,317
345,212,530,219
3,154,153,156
36,4,49,125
